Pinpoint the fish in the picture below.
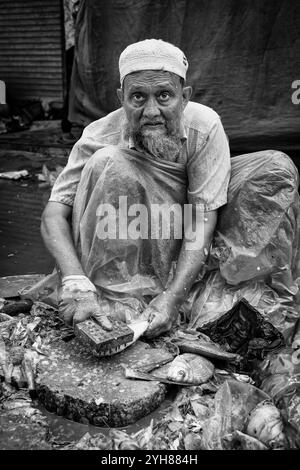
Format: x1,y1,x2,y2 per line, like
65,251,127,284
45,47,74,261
246,399,286,449
137,356,175,373
167,353,214,384
124,366,194,386
215,369,255,384
174,337,241,363
125,353,214,386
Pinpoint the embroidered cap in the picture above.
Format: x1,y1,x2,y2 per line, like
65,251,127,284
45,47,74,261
119,39,188,86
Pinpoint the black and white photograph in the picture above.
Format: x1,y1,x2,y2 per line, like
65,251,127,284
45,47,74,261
0,0,300,454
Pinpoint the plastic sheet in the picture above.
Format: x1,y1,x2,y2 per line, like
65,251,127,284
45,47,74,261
71,147,187,301
211,151,300,293
189,151,300,346
200,379,270,449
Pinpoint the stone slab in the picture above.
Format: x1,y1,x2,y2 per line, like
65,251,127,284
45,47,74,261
36,339,173,427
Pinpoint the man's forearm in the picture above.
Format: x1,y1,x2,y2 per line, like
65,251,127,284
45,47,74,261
41,202,85,278
166,209,217,304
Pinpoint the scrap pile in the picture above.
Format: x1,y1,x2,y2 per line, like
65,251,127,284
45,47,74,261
0,296,300,450
0,302,73,393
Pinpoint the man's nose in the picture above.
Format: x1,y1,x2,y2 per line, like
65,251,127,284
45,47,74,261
143,97,160,119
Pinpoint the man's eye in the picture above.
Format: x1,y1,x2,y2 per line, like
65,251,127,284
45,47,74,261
159,92,170,101
132,94,144,103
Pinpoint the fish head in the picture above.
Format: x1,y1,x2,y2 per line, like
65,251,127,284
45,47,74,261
167,356,193,383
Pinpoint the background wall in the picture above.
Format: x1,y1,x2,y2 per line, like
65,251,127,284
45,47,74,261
69,0,300,154
0,0,64,103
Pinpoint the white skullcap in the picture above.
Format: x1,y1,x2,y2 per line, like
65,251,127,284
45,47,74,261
119,39,188,86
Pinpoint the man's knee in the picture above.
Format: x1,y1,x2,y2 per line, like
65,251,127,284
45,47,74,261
85,145,116,168
82,145,121,179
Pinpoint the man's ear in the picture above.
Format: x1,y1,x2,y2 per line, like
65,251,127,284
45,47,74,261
182,86,193,108
117,88,124,105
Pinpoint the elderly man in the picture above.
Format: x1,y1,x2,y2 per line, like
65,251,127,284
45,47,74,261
41,39,231,337
40,37,300,344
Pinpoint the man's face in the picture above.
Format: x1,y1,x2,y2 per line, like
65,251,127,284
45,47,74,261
117,70,192,160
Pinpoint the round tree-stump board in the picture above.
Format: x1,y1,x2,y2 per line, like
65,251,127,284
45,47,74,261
36,339,173,427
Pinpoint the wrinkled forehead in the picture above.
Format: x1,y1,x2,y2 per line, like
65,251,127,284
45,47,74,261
123,70,182,92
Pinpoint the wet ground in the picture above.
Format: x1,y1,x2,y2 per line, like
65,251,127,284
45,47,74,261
0,121,73,277
0,179,54,277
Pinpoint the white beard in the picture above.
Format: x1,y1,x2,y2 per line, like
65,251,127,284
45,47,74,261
125,119,182,163
140,127,181,162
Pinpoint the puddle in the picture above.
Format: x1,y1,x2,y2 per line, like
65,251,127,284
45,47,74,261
0,179,54,276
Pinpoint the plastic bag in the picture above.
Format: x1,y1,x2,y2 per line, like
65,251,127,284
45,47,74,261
191,295,284,371
257,348,300,448
258,349,300,402
189,270,298,345
188,152,300,345
209,151,300,296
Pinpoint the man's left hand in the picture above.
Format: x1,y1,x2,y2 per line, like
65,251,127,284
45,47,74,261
143,291,179,339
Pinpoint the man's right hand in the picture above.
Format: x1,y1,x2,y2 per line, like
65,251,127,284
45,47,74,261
40,203,112,330
58,275,113,330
